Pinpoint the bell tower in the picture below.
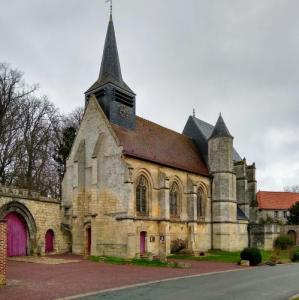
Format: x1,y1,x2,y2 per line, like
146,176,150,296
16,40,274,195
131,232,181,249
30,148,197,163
85,13,136,130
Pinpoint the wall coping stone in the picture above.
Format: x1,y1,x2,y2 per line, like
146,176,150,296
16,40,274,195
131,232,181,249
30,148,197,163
0,185,60,204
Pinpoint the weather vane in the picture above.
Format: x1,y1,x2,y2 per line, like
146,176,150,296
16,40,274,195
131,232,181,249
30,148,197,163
105,0,113,15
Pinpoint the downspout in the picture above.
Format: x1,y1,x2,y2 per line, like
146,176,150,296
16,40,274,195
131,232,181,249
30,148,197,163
211,175,214,250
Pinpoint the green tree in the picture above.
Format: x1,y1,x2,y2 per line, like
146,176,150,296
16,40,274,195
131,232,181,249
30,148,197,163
53,126,76,183
287,202,299,225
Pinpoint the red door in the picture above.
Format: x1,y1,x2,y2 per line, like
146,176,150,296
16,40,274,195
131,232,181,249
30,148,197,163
5,212,27,256
45,230,54,253
140,231,146,254
87,227,91,255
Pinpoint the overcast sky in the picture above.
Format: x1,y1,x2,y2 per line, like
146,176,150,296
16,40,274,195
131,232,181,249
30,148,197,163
1,0,299,191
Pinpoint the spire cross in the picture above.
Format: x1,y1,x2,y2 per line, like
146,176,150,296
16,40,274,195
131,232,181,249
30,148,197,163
105,0,113,15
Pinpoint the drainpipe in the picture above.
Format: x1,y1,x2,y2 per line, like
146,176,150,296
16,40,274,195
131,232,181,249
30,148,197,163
211,175,214,250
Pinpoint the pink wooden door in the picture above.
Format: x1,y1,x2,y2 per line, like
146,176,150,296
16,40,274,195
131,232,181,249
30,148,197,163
140,231,146,254
45,230,54,253
5,212,27,256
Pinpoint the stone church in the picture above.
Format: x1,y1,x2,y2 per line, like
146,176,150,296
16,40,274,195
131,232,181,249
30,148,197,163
0,13,259,258
61,13,257,258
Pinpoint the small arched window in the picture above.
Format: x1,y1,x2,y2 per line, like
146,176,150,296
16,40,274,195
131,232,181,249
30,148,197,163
170,183,179,217
136,176,148,215
197,188,204,218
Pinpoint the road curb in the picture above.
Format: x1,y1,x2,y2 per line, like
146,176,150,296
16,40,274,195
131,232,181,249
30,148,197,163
56,267,250,300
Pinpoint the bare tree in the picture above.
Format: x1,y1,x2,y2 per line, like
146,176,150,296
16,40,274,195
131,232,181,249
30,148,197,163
66,106,84,131
14,96,59,194
283,185,299,193
52,106,84,196
0,63,37,185
0,62,83,198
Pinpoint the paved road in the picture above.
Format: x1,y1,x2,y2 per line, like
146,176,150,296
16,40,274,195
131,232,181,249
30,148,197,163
79,264,299,300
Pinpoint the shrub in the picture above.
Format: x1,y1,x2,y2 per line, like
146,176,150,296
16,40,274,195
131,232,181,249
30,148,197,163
290,248,299,262
240,247,262,266
274,235,295,250
171,239,187,254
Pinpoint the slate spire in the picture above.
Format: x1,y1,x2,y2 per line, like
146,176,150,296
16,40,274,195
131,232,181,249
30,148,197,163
86,14,133,94
85,12,136,130
209,113,233,139
99,15,122,84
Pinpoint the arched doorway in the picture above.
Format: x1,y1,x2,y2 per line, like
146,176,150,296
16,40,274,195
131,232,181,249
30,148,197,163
86,227,91,255
0,201,37,256
45,230,54,253
5,212,28,256
288,230,296,245
140,231,147,255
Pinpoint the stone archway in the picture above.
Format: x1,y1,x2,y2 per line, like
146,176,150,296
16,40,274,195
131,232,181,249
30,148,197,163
0,201,37,255
288,230,297,245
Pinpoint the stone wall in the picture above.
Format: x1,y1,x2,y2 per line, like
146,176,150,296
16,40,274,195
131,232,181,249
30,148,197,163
281,225,299,245
257,209,289,224
249,224,280,250
249,224,299,250
0,221,7,286
0,187,70,256
234,160,257,220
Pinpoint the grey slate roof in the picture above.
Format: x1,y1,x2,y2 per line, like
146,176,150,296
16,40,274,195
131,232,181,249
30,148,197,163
209,114,233,139
86,15,134,94
237,206,248,220
183,116,242,164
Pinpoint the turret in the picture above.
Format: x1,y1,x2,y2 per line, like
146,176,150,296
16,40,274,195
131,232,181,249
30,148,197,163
208,114,238,250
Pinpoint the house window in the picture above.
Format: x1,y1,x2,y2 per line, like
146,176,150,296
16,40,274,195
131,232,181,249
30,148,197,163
274,211,279,218
136,176,148,215
283,211,287,218
170,183,179,217
197,188,204,218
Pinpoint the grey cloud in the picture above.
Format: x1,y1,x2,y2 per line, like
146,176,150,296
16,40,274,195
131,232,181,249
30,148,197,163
0,0,298,190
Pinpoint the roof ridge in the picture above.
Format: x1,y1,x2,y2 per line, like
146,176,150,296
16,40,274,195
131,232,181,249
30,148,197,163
191,116,214,128
258,190,299,194
136,116,189,138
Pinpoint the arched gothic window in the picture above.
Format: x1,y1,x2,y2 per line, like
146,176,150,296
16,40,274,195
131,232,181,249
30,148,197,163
197,188,204,218
170,183,179,217
136,176,148,215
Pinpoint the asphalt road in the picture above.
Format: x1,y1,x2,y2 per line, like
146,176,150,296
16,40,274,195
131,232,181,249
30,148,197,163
79,264,299,300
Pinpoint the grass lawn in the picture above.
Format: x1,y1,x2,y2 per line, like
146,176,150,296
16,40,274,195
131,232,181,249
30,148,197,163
88,255,169,267
168,249,292,264
89,247,297,267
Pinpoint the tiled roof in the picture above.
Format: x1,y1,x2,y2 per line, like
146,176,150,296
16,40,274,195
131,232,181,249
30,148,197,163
257,191,299,210
111,117,209,176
